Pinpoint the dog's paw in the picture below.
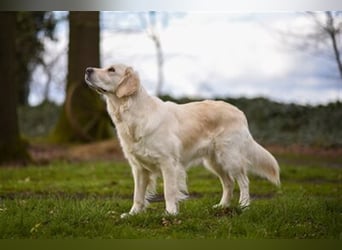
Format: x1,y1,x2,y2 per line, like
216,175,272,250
165,208,178,216
212,203,229,209
212,204,221,209
120,212,130,219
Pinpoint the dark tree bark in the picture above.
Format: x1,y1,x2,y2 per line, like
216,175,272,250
0,12,29,164
53,11,112,142
15,12,57,106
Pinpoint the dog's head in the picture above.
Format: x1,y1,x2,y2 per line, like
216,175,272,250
85,64,139,98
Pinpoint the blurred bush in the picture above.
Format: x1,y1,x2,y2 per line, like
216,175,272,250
18,97,342,148
161,96,342,148
18,101,60,138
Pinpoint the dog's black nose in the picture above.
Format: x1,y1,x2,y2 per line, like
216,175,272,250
86,67,94,75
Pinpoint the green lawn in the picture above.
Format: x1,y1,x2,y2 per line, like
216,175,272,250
0,154,341,239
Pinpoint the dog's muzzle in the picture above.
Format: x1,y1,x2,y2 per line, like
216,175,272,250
85,67,94,82
84,67,107,94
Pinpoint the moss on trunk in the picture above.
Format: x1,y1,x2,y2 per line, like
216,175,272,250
52,12,112,143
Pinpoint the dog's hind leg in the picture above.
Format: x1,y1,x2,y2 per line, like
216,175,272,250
177,166,189,200
203,158,235,208
236,171,250,208
214,138,251,209
160,160,182,215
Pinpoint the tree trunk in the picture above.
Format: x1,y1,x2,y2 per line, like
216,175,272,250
53,11,112,142
152,34,164,97
325,12,342,80
0,12,29,164
329,31,342,79
147,12,164,97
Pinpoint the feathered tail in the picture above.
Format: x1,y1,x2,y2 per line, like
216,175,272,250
248,141,280,186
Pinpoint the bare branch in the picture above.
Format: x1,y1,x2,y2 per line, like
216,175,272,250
276,11,342,81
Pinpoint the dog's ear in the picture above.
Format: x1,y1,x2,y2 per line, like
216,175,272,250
115,67,139,98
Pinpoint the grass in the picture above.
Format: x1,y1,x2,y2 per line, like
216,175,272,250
0,154,341,239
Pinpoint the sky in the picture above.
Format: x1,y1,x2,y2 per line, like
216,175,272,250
30,11,342,105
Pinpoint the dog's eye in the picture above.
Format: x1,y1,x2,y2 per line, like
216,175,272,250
108,67,115,72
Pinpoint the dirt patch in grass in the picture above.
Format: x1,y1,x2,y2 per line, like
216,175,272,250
26,140,342,167
268,144,342,158
268,145,342,169
29,139,125,164
0,191,204,202
0,191,114,200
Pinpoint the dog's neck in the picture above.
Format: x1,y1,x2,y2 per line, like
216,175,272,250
104,85,159,142
105,85,153,120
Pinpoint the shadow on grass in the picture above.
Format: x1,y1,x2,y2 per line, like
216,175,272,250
211,206,244,218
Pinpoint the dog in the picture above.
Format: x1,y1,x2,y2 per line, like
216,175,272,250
85,64,280,217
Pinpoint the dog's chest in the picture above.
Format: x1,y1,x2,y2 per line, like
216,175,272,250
129,142,161,172
118,128,161,168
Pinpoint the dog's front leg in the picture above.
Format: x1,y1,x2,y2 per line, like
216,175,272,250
161,162,179,215
121,164,149,218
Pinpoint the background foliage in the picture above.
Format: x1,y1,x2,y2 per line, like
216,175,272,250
162,96,342,148
18,97,342,148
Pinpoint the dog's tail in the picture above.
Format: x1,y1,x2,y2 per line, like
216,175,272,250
248,141,280,186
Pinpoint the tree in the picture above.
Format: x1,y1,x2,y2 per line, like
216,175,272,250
53,11,112,142
145,11,164,96
104,12,167,96
15,12,57,106
306,11,342,80
280,11,342,82
0,12,30,164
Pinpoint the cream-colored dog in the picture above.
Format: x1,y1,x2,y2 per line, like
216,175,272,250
85,64,280,217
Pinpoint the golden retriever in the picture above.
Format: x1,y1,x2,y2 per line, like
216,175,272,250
85,64,280,217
